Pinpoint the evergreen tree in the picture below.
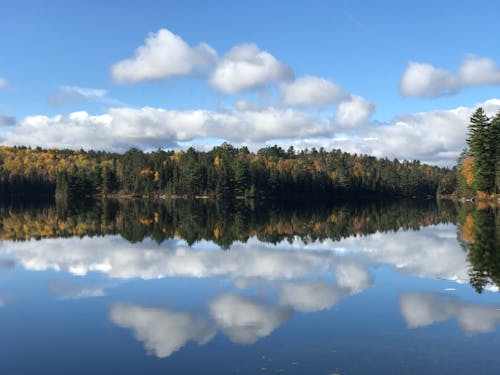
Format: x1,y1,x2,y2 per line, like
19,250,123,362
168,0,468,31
491,112,500,194
467,108,494,193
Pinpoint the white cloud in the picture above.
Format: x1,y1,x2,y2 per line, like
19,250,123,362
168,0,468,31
280,98,500,166
459,57,500,86
358,98,500,164
278,280,344,312
400,292,500,334
2,112,117,151
400,56,500,98
111,28,217,83
333,95,375,127
281,76,349,109
209,294,292,344
1,106,328,152
400,62,459,98
0,77,6,88
210,43,293,94
110,303,215,358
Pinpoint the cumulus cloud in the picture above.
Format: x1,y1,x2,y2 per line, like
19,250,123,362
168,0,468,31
358,98,500,164
281,98,500,166
210,294,292,344
400,62,459,98
279,75,374,125
48,86,121,107
280,76,349,109
0,107,328,152
110,303,215,358
459,57,500,86
210,43,293,94
2,111,118,151
278,280,344,312
333,95,375,127
400,292,500,334
111,29,217,83
400,56,500,98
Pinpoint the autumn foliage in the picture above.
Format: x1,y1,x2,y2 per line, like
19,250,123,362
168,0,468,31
1,144,448,199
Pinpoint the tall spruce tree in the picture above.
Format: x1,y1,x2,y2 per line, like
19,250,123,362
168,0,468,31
491,112,500,194
467,108,494,193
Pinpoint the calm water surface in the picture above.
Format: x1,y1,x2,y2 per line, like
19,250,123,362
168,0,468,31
0,199,498,374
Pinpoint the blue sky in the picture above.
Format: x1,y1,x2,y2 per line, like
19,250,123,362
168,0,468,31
0,0,499,165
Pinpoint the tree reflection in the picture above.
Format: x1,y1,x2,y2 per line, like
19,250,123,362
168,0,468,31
457,204,500,293
0,198,456,247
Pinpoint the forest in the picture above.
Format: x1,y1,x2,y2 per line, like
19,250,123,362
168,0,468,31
0,143,447,200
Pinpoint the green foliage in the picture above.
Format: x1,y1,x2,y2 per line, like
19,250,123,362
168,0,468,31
0,144,448,199
455,149,476,198
492,113,500,194
439,108,500,197
456,205,500,293
437,168,457,195
467,108,497,193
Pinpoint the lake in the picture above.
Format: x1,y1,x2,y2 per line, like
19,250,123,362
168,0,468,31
0,198,499,374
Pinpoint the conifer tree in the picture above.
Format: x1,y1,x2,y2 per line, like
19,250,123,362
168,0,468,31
467,108,494,193
491,112,500,194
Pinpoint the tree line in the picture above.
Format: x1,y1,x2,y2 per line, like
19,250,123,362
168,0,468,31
0,143,448,199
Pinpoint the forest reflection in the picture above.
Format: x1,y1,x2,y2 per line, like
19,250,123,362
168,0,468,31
0,198,457,246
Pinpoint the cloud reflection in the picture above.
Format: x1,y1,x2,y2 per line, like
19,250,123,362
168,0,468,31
278,280,344,312
399,292,500,334
210,294,293,344
0,225,470,289
109,304,216,358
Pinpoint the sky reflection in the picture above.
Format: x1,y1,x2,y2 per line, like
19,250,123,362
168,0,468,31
1,221,499,365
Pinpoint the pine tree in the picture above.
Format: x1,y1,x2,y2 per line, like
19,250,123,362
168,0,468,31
467,108,494,193
491,112,500,194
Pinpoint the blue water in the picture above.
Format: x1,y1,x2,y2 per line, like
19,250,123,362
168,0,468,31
0,203,499,374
